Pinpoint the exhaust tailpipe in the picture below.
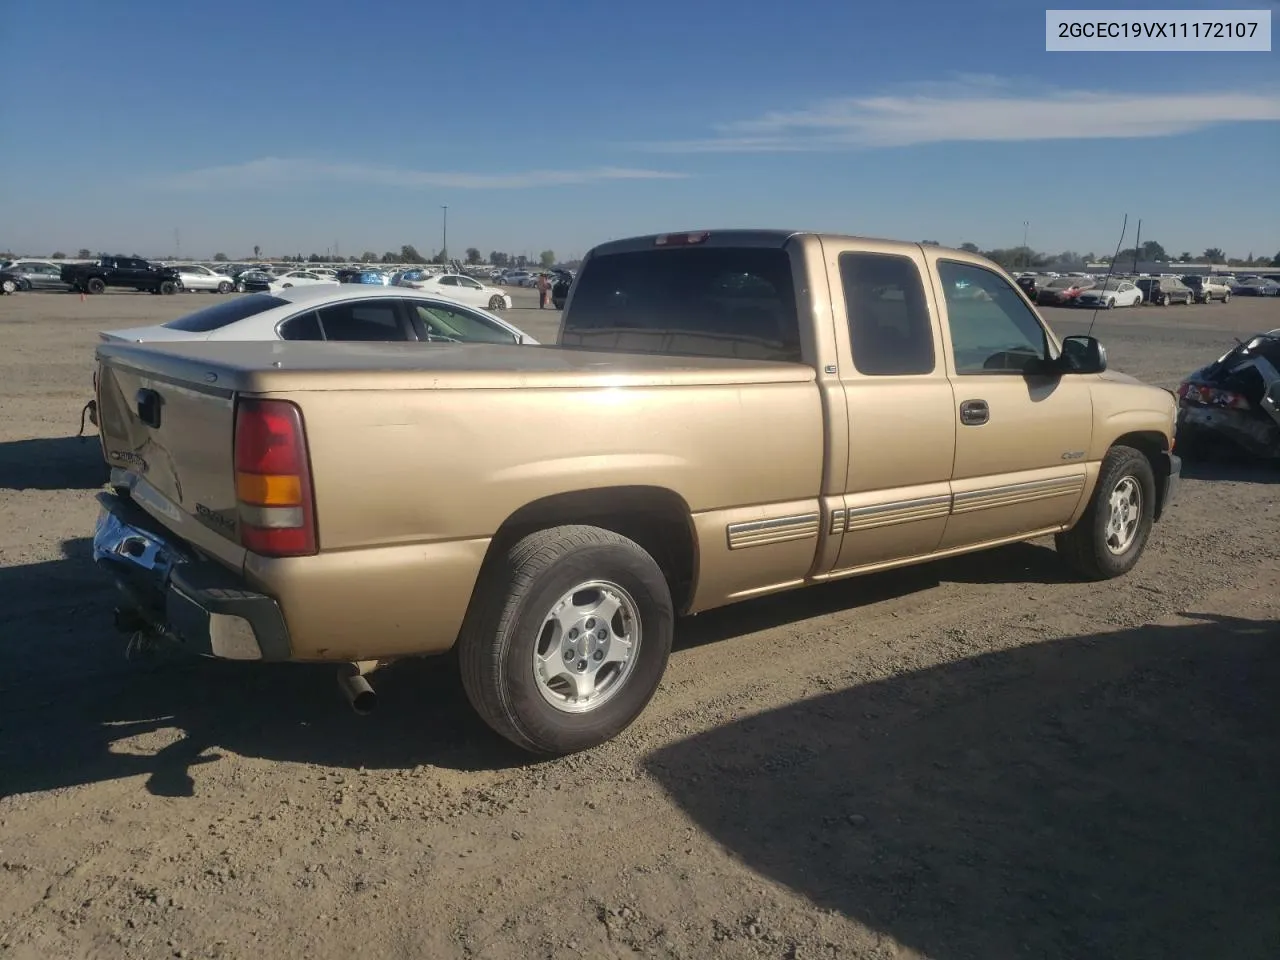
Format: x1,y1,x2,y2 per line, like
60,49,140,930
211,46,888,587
337,665,377,715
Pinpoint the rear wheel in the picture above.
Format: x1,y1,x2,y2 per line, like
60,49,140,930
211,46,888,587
458,525,674,755
86,277,106,295
1160,293,1170,306
1184,293,1193,305
158,280,177,295
1222,292,1230,304
1056,445,1156,581
488,294,505,311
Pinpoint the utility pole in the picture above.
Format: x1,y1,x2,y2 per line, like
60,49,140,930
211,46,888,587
175,228,181,261
1021,221,1028,270
441,205,448,263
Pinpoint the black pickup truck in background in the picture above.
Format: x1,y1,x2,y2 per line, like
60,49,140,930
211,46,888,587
61,257,183,295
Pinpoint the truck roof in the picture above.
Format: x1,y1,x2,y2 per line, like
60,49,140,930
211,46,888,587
586,230,930,258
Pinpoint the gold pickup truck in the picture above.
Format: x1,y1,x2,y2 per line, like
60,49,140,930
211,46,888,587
92,231,1180,755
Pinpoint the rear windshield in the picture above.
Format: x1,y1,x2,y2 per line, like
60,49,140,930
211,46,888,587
561,247,801,362
162,294,288,332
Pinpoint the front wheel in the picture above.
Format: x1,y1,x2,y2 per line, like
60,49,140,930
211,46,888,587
1056,445,1156,581
1106,298,1115,309
1,279,17,294
458,525,674,755
158,280,177,295
217,281,231,294
86,277,106,295
488,294,505,311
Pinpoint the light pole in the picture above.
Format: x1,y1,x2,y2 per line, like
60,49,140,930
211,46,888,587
1021,220,1029,270
441,205,448,264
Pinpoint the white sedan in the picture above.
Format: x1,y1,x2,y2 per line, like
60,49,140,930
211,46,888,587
1074,279,1144,309
174,264,235,294
396,272,512,311
268,270,340,292
99,284,535,345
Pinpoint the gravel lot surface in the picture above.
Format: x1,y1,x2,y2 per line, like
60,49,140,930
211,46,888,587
1,289,1277,960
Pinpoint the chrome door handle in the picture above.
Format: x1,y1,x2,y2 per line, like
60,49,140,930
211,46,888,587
959,399,989,426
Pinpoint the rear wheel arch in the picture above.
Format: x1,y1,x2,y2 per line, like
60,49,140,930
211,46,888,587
478,486,699,615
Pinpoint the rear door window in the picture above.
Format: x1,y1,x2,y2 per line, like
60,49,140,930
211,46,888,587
313,298,412,341
279,312,324,340
562,246,801,362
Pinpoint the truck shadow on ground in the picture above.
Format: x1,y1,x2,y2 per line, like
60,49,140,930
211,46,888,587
0,436,106,491
646,613,1280,960
0,537,1146,797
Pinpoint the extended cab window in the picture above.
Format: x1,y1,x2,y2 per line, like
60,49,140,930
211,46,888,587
938,260,1048,374
839,252,935,376
562,247,801,362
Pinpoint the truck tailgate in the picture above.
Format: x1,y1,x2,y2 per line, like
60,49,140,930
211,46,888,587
96,353,246,572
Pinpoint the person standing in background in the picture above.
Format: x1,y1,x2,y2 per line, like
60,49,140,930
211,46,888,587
537,272,550,309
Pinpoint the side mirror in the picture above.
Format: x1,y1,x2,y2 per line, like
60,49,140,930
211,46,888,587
1059,334,1107,374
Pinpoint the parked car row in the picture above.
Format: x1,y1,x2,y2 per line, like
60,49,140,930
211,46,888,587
1014,269,1279,308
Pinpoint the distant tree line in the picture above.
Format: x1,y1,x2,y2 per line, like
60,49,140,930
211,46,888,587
952,238,1279,271
8,242,1274,270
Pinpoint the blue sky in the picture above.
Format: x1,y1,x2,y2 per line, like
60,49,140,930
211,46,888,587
1,0,1276,261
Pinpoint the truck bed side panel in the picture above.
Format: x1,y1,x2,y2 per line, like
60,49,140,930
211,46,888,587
268,380,827,628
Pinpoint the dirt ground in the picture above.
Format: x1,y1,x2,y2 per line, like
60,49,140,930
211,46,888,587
1,289,1277,960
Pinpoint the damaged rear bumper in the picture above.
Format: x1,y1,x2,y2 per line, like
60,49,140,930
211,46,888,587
1178,405,1280,460
93,492,292,660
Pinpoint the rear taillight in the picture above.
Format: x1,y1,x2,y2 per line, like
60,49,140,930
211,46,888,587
233,399,317,557
1176,382,1250,410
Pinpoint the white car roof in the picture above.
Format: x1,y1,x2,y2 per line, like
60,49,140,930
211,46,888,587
266,284,412,305
101,285,534,343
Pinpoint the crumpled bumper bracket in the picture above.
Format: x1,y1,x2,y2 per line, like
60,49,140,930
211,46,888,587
92,493,292,661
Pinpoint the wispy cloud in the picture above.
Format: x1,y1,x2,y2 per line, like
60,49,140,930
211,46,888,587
157,157,690,190
639,78,1280,152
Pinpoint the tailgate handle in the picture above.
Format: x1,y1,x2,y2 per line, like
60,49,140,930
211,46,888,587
135,388,162,429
